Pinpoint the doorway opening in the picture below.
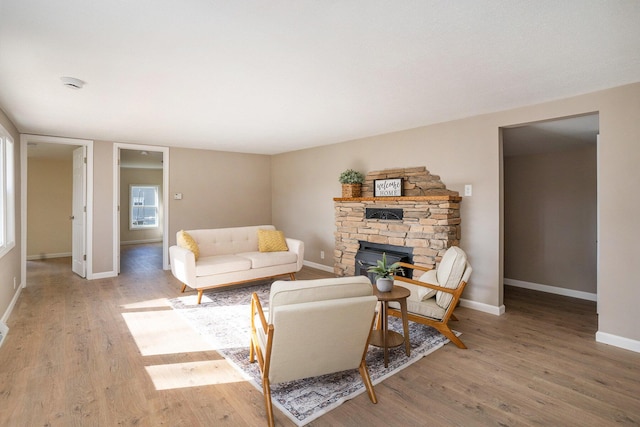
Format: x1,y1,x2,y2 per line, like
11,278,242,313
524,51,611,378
20,134,94,284
113,144,169,274
501,113,599,313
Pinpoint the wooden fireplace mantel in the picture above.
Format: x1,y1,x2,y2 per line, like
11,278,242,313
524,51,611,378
333,195,462,202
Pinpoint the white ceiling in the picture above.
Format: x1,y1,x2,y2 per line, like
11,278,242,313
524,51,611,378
1,1,639,155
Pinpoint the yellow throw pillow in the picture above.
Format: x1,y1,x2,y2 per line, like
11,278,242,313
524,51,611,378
258,229,289,252
177,230,200,261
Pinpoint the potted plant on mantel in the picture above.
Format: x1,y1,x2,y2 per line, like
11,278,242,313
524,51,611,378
367,252,404,292
339,169,365,198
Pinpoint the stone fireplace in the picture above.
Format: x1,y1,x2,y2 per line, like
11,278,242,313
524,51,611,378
334,166,462,278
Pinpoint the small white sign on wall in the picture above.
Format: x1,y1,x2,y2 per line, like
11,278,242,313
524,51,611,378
374,178,403,197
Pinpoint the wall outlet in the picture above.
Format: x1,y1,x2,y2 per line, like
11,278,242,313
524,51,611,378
464,184,473,196
173,193,183,200
320,250,325,259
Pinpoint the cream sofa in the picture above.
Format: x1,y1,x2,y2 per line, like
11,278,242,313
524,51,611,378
169,225,304,304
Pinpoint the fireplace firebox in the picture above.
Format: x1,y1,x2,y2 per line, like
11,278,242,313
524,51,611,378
355,241,413,283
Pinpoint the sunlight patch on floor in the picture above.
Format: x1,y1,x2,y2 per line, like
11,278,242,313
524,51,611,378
145,360,246,390
175,293,215,305
122,310,215,355
120,298,172,309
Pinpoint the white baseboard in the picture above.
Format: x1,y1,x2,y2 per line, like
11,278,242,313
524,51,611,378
120,238,162,246
26,252,72,260
504,278,597,301
459,298,505,316
596,331,640,353
303,260,334,273
1,284,23,348
89,271,118,280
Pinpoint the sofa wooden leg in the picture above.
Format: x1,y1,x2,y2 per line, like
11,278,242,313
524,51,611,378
180,283,187,293
197,290,203,304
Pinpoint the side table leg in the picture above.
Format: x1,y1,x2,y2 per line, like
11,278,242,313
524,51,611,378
399,298,411,357
382,301,389,368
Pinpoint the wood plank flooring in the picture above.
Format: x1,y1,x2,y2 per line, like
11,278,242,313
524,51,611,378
0,244,638,426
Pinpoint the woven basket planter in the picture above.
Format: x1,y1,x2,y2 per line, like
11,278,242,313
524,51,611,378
341,183,362,198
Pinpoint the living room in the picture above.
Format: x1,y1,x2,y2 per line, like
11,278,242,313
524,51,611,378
1,1,639,425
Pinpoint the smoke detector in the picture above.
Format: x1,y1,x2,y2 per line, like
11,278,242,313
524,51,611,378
60,76,85,89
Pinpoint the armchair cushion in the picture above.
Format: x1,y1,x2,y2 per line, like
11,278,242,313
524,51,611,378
435,246,468,308
268,276,372,322
257,229,289,252
389,297,445,320
177,230,200,261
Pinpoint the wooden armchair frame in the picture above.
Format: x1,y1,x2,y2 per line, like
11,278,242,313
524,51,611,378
249,292,377,427
249,294,276,426
388,262,469,349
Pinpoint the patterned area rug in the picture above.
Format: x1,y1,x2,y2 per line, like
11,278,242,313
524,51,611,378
169,281,453,426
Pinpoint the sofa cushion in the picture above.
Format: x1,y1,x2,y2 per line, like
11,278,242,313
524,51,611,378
257,229,289,252
177,230,200,261
435,246,468,308
238,251,298,269
195,254,252,276
188,225,275,257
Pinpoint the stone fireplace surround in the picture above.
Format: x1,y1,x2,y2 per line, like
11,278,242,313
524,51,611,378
334,167,461,278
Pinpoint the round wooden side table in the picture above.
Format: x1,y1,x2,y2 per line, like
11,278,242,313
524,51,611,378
369,285,411,367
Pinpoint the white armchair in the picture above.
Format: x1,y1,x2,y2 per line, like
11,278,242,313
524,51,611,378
389,246,472,349
249,276,378,426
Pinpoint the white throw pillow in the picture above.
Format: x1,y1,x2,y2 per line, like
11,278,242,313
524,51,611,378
417,269,438,301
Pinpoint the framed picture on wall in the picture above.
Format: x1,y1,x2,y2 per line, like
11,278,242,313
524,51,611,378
374,178,403,197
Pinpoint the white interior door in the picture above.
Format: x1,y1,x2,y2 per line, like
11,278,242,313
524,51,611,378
116,148,120,274
72,146,87,277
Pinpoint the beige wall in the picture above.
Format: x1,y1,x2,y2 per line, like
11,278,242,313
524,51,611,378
120,168,163,244
91,141,115,274
272,82,640,343
27,157,73,258
168,147,272,245
2,82,639,346
0,107,21,322
88,143,273,274
504,146,597,293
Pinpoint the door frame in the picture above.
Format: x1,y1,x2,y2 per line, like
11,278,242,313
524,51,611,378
499,114,600,311
20,134,94,284
112,143,170,272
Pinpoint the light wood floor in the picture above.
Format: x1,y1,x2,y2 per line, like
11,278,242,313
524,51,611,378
1,244,639,426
